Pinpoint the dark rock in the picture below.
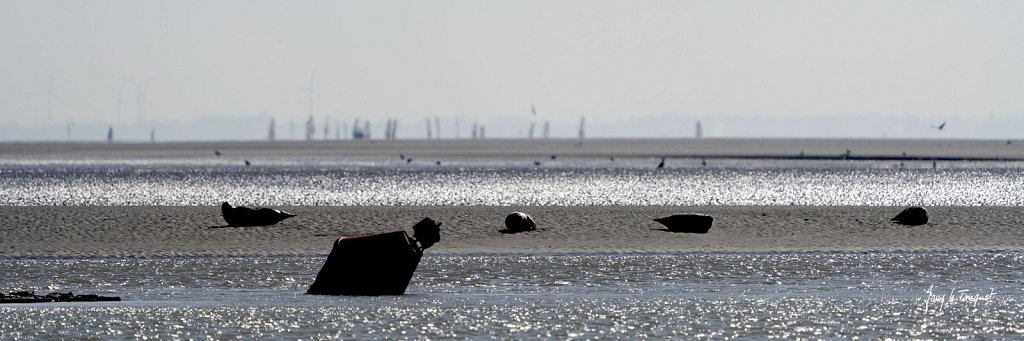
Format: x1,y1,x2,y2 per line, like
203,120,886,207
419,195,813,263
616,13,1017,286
891,206,928,226
1,291,120,304
220,202,296,227
503,212,537,233
653,213,714,233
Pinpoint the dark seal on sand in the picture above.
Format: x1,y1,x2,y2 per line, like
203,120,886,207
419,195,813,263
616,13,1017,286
220,202,297,227
502,212,537,233
891,206,928,226
653,213,714,233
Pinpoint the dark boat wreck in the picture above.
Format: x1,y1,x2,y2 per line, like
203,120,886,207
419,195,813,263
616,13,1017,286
307,218,442,296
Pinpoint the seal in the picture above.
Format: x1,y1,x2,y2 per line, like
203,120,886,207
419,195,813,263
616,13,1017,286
891,206,928,226
502,212,537,233
220,202,296,227
653,213,713,233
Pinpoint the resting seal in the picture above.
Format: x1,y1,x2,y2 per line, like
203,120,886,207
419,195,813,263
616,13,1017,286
653,213,714,233
891,206,928,226
221,202,296,227
502,212,537,233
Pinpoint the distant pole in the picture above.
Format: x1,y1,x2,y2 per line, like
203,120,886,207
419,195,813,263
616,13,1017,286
150,127,155,143
695,120,703,139
529,104,537,139
471,122,478,139
323,116,330,140
107,126,114,143
426,118,432,140
305,115,315,140
578,116,585,139
543,121,550,139
434,117,441,139
307,76,315,122
268,118,276,141
47,79,56,125
115,85,126,125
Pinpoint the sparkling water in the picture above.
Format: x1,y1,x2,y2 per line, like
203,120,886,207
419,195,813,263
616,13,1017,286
1,156,1022,206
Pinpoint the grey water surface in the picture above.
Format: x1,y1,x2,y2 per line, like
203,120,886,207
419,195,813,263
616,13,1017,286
2,253,1022,339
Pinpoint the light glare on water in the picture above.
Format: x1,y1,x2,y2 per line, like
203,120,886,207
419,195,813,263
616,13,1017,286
1,158,1023,206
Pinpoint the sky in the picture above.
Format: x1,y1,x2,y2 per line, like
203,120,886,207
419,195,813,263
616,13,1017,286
1,0,1023,141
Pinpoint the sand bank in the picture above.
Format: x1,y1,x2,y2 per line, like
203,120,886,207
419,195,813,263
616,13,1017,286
2,205,1022,258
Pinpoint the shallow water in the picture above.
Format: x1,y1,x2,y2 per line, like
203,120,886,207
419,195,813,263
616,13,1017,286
1,156,1023,206
2,252,1022,339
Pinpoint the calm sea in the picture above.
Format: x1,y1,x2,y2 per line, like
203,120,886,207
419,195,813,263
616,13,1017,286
2,155,1023,339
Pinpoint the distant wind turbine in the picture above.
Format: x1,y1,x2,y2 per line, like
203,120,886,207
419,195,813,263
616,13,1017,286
306,75,318,120
30,78,61,125
107,84,129,125
126,77,154,124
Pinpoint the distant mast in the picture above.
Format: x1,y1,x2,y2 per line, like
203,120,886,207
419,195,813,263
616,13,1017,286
107,126,113,143
695,120,703,139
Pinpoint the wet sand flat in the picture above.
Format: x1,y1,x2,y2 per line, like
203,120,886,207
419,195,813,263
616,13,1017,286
2,205,1022,257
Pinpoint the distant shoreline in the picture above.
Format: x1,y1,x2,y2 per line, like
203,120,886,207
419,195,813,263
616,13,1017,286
1,138,1022,161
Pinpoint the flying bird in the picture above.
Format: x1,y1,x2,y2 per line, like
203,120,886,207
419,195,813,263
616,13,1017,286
932,122,946,130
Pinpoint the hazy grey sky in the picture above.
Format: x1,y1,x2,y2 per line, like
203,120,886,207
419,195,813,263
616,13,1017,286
2,0,1023,140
